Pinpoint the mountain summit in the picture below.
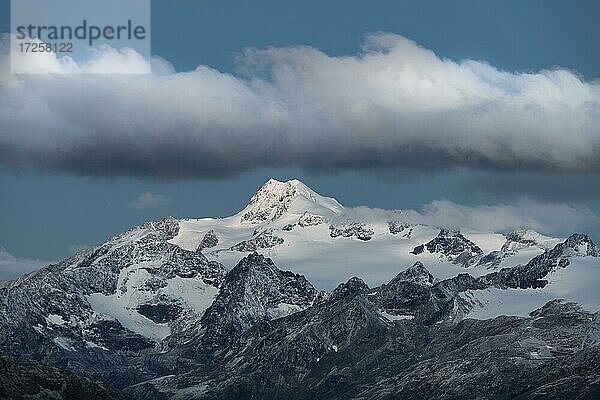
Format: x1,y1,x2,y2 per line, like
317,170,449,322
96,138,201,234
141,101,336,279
1,179,599,399
239,178,344,224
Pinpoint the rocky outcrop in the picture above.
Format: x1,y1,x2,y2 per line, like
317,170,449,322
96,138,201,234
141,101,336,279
197,230,218,251
298,212,327,227
329,223,374,241
329,277,369,301
479,233,598,289
388,221,411,235
2,179,599,400
228,230,284,251
128,275,600,400
0,217,226,388
195,253,317,356
373,262,436,317
412,229,483,266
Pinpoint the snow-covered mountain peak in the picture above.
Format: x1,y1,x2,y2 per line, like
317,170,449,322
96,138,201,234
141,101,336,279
239,178,344,224
3,182,600,397
556,233,599,257
411,229,484,267
501,229,562,252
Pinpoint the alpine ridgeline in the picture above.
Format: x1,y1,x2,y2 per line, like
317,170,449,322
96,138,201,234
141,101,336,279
1,179,599,399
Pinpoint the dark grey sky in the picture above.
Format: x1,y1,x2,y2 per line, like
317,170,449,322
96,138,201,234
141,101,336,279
1,0,600,266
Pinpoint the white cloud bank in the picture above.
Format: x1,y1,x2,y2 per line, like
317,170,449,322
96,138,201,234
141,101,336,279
1,33,599,178
0,246,49,280
128,191,172,210
403,200,600,236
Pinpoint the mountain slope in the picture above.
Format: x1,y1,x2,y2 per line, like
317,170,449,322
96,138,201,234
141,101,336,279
0,178,599,398
126,259,600,400
194,252,317,357
0,353,127,400
0,217,226,387
167,179,600,317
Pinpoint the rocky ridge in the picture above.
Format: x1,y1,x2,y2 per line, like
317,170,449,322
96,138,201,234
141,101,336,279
126,250,600,400
1,179,599,399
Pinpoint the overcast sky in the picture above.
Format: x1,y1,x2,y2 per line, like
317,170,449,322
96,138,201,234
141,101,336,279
1,0,600,277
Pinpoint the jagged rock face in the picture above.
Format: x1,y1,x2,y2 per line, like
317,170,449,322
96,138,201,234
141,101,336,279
412,229,483,266
3,229,600,399
373,269,479,325
228,230,284,252
128,286,393,400
346,301,600,400
148,249,600,396
196,253,317,355
0,353,127,400
197,230,218,251
128,278,600,400
411,244,425,254
480,251,561,290
389,261,435,286
374,262,436,316
479,234,599,290
3,179,600,400
329,223,374,241
375,236,599,324
329,277,369,301
559,233,599,257
388,221,414,238
433,235,593,296
0,217,227,388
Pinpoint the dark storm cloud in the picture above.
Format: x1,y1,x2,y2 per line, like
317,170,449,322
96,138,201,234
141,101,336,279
464,171,600,203
1,33,600,179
